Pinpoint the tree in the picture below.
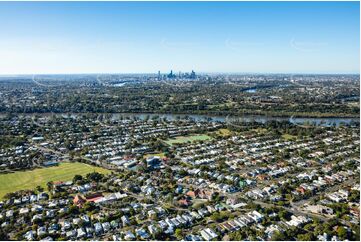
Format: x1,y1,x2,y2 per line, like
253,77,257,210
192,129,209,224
68,205,80,215
46,181,53,192
0,230,8,240
278,210,291,220
337,226,348,240
175,228,183,240
348,190,360,203
350,224,359,241
73,174,83,184
86,172,104,182
297,233,315,241
36,186,44,193
271,231,287,241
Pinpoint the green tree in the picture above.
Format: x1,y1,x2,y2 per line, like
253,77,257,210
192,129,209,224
175,228,183,240
337,226,347,240
36,186,44,193
46,181,53,192
73,174,83,184
271,231,287,241
297,233,315,241
86,172,104,182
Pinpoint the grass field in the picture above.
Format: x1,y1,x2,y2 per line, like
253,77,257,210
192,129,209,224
215,128,232,136
143,152,166,159
0,162,110,198
164,134,212,146
282,133,297,140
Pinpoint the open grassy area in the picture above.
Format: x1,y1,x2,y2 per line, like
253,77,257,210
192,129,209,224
143,152,166,159
252,128,268,134
282,133,297,140
215,128,232,136
192,199,208,209
164,134,212,146
0,162,110,198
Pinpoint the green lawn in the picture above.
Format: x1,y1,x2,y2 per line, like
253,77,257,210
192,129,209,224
164,134,212,146
0,162,110,199
282,133,297,140
143,152,166,159
215,128,232,136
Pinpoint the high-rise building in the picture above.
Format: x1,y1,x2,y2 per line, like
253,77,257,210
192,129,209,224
190,70,196,79
167,70,176,79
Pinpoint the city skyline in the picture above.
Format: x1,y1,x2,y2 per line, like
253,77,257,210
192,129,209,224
0,1,359,75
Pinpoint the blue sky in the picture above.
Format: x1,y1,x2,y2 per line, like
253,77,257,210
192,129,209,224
0,1,359,74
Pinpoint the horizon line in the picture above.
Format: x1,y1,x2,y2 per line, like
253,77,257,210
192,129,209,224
0,71,359,77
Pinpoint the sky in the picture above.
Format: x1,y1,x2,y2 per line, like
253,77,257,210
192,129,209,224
0,1,359,74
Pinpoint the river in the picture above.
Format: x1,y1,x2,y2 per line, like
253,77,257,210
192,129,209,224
109,113,359,127
3,112,358,127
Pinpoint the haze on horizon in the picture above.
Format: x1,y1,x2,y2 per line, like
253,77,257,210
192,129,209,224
0,1,359,75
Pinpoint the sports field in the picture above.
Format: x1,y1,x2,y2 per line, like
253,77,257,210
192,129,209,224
164,134,212,146
0,162,110,198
